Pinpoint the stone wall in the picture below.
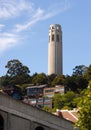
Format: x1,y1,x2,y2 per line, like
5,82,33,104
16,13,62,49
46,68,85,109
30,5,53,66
0,93,78,130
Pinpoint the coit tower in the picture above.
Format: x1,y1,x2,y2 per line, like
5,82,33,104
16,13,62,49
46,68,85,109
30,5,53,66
48,24,63,75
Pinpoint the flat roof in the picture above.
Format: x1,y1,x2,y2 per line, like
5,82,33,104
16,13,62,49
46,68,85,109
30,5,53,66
26,84,47,89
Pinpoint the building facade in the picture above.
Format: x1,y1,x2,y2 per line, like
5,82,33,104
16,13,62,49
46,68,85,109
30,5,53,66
44,85,65,98
25,85,47,98
25,85,64,108
48,24,63,75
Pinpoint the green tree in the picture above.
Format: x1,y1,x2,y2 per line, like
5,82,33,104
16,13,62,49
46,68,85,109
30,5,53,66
32,73,47,85
64,75,77,91
73,65,87,76
5,59,30,77
3,59,31,85
52,93,63,109
75,76,88,92
11,74,31,85
84,64,91,81
64,75,88,92
52,91,81,110
62,91,78,109
76,87,91,130
1,75,10,86
51,75,65,87
47,74,56,87
43,106,51,112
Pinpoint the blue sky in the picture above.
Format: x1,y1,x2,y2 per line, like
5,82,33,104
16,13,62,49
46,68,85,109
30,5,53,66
0,0,91,76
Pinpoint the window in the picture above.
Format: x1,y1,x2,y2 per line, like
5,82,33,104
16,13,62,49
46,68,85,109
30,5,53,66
56,34,59,42
52,34,54,41
52,26,54,29
45,89,54,93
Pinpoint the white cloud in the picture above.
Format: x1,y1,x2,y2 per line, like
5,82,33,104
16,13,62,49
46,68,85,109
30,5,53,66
0,0,71,54
0,39,17,54
15,1,70,32
33,8,44,19
0,32,20,54
0,24,5,29
0,0,33,19
15,8,44,32
0,32,17,37
0,24,5,32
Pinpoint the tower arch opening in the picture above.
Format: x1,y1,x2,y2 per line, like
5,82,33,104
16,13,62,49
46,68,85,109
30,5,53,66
51,34,54,41
35,126,45,130
0,115,4,130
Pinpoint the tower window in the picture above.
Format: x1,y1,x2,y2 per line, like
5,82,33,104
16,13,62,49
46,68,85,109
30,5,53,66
52,34,54,41
52,26,54,29
56,34,59,42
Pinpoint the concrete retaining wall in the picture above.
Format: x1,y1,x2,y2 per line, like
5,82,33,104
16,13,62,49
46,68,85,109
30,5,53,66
0,93,78,130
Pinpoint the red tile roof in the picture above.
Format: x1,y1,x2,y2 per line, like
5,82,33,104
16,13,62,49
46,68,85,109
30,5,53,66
54,109,78,123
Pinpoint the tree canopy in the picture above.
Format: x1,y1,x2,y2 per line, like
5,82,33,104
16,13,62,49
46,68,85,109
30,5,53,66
5,59,30,77
52,93,63,110
64,75,88,92
32,73,47,85
76,87,91,130
84,64,91,81
52,91,80,110
51,75,65,87
73,65,87,76
2,59,31,86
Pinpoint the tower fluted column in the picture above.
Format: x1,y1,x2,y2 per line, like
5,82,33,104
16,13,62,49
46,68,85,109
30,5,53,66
48,24,63,75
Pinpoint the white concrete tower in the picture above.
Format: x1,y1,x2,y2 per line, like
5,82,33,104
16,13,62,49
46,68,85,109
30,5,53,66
48,24,63,75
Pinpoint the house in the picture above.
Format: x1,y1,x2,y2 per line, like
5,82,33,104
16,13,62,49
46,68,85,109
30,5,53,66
53,109,78,123
26,84,47,98
44,85,65,98
25,85,65,108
